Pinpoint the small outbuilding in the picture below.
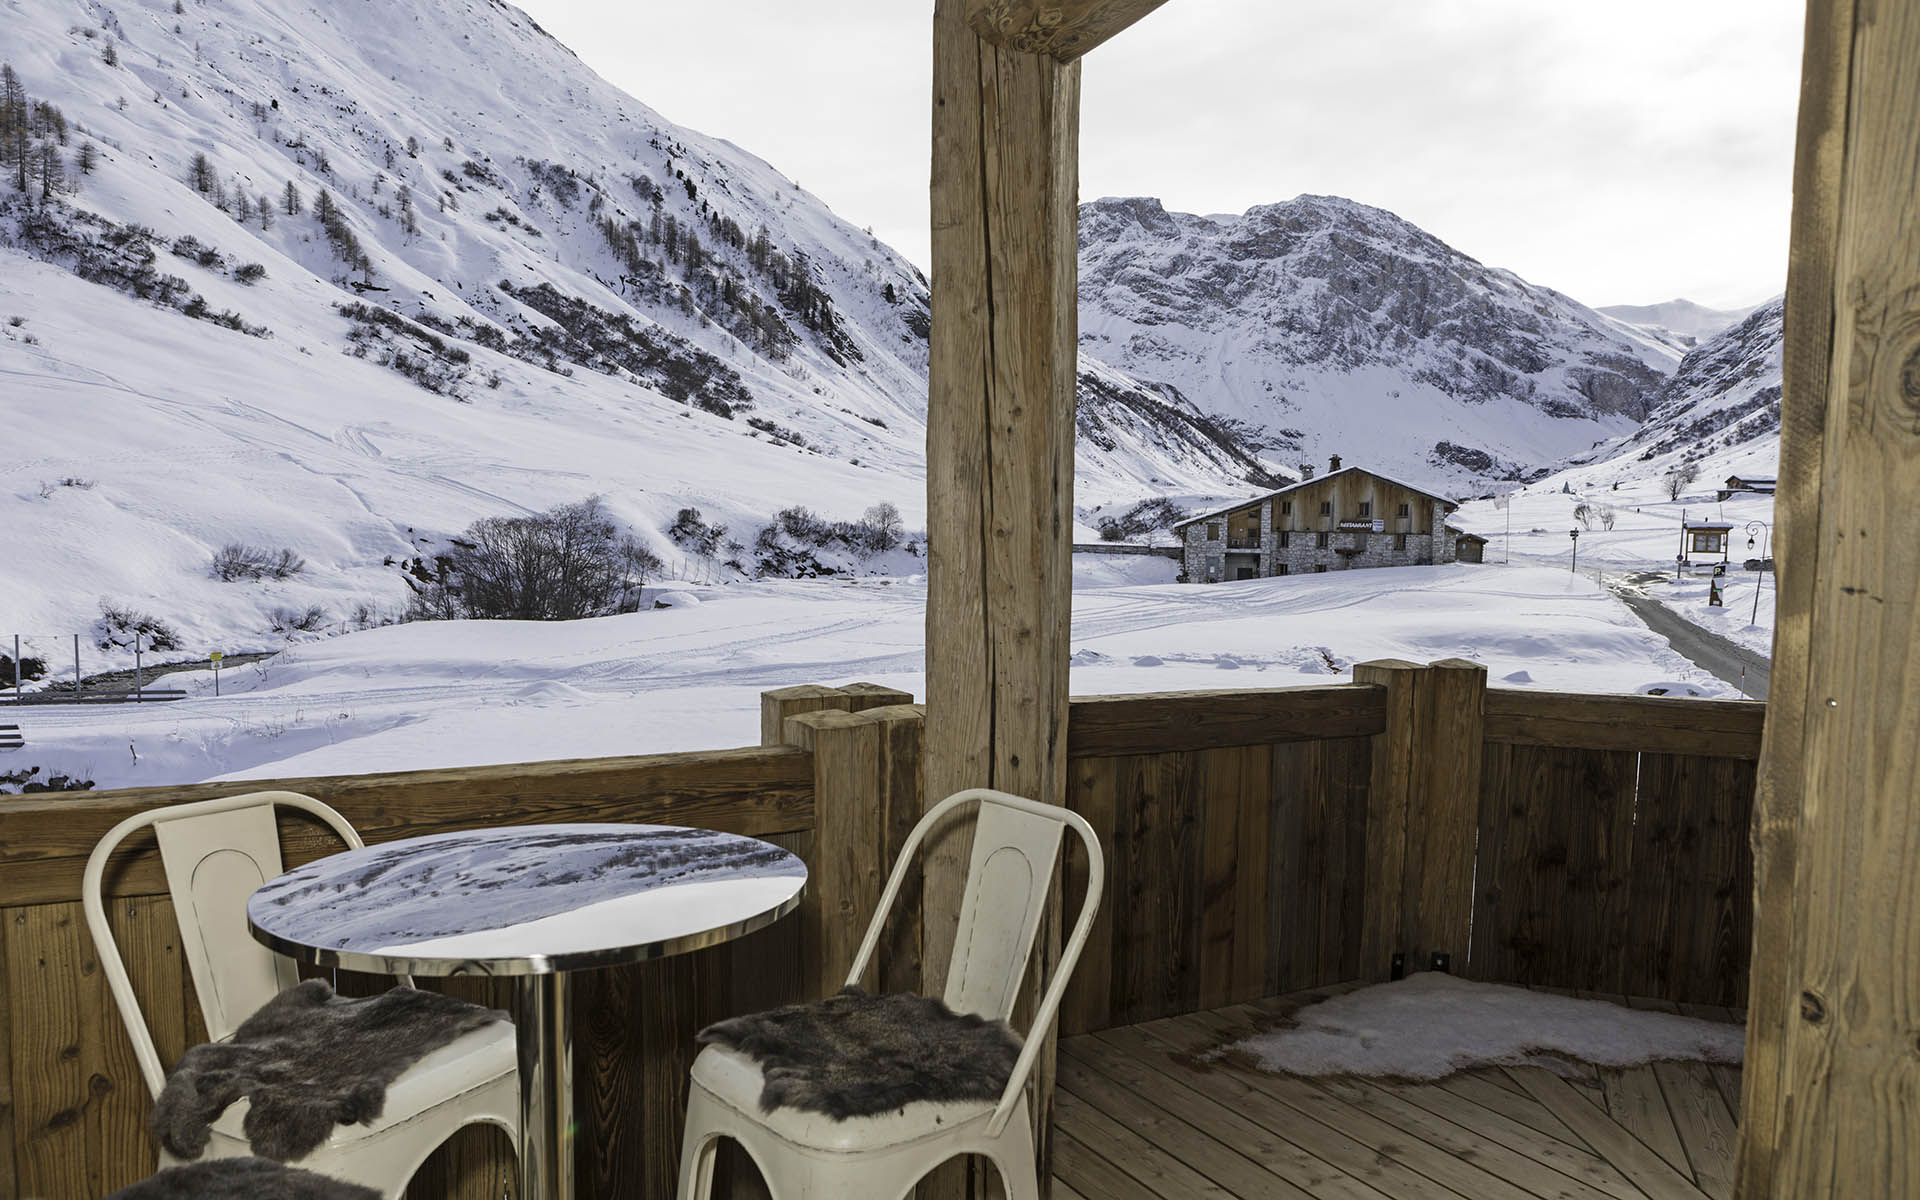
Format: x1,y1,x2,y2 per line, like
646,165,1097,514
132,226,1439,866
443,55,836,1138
1717,474,1778,500
1680,520,1735,565
1452,530,1488,564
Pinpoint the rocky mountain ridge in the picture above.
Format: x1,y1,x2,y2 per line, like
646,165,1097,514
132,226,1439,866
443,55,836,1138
1076,193,1684,491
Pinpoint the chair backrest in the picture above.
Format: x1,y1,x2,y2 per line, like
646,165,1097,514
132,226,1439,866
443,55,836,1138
81,790,363,1099
844,787,1104,1136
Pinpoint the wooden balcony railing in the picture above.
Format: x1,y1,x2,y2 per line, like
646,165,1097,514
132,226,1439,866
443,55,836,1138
0,668,1765,1199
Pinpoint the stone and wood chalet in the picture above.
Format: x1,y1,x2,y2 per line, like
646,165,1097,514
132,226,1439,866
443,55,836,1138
1174,457,1471,582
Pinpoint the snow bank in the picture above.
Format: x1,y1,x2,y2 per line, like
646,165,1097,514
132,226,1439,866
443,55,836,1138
1225,973,1743,1081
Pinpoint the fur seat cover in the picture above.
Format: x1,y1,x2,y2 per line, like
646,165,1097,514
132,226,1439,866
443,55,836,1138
153,979,506,1162
106,1156,380,1200
696,986,1022,1120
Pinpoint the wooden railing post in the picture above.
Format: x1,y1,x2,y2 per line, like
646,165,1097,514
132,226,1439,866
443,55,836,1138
1736,0,1920,1192
1353,657,1486,979
759,684,915,1002
782,706,925,1001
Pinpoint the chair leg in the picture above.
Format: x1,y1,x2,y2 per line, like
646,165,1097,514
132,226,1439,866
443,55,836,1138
677,1087,724,1200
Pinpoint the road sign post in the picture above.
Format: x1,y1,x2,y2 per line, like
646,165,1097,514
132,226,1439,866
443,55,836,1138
211,650,223,697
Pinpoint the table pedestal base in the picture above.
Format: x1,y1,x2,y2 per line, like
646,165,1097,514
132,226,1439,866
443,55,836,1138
516,973,575,1200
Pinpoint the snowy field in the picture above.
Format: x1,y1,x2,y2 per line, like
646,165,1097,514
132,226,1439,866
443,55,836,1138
1453,441,1779,658
4,560,1731,793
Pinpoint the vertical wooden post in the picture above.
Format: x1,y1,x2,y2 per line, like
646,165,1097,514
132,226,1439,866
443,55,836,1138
1353,658,1485,978
1736,1,1920,1194
783,705,925,1001
927,0,1080,1191
761,683,916,1004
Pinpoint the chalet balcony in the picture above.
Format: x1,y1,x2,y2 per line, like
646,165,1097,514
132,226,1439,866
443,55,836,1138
0,664,1760,1199
1226,537,1263,550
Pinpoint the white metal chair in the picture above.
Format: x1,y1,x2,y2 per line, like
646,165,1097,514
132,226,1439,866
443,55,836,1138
676,786,1105,1200
82,790,519,1198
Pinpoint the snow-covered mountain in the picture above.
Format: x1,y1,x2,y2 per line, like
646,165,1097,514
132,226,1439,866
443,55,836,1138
1076,195,1682,492
1597,298,1763,351
0,0,1270,650
1583,296,1784,470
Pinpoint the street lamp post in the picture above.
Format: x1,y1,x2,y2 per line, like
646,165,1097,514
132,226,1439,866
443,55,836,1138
1569,528,1580,574
1745,520,1771,625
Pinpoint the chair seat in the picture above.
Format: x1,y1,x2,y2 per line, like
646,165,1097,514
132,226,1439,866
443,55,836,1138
690,1043,1001,1154
209,1018,517,1153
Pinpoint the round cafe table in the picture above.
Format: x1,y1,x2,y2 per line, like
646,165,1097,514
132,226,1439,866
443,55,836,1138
246,823,807,1200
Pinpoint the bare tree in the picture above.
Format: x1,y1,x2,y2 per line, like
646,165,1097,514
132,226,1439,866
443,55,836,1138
1662,461,1700,501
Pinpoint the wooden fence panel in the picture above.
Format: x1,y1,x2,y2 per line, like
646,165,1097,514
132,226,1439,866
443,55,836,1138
1623,754,1758,1007
1469,743,1638,989
1059,729,1371,1034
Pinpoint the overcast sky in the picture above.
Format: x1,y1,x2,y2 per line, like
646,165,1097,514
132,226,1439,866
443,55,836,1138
514,0,1802,311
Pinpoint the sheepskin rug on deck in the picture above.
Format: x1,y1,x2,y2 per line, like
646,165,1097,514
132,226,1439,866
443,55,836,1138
1224,973,1744,1080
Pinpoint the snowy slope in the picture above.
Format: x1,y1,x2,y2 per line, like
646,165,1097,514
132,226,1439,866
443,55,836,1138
1076,195,1682,493
0,0,1269,652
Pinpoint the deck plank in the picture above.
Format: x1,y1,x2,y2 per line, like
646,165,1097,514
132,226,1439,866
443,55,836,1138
1051,985,1742,1200
1052,1127,1166,1200
1058,1051,1318,1199
1111,1022,1467,1200
1507,1067,1710,1200
1070,1032,1392,1200
1674,1002,1745,1121
1055,1088,1240,1198
1370,1077,1643,1200
1172,1009,1546,1200
1628,998,1737,1199
1434,1072,1584,1144
1313,1076,1630,1200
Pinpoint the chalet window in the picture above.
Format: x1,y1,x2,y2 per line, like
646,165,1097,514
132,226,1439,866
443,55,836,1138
1207,523,1221,540
1315,532,1330,549
1276,563,1289,576
1319,501,1332,515
1394,532,1408,551
1314,564,1328,573
1278,530,1290,548
1397,503,1410,518
1280,501,1292,515
1359,501,1372,517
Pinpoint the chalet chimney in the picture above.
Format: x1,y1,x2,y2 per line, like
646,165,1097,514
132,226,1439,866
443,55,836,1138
1300,462,1315,480
1329,454,1342,472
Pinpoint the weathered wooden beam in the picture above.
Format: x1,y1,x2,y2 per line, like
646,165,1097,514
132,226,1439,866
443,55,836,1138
1067,683,1388,756
1734,7,1853,1186
1483,689,1767,759
965,0,1173,61
1735,0,1920,1192
927,0,1081,1192
0,745,814,907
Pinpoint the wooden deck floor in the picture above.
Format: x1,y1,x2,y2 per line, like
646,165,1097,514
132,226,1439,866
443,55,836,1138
1052,984,1744,1200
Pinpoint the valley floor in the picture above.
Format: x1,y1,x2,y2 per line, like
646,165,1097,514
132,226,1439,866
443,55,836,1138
4,562,1729,794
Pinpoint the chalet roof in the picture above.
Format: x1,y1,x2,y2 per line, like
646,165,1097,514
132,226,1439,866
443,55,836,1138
1454,531,1490,543
1170,466,1457,531
1725,474,1777,485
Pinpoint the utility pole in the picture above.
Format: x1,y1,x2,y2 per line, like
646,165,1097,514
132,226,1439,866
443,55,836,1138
134,637,143,703
1569,529,1579,573
74,634,81,699
11,634,19,704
